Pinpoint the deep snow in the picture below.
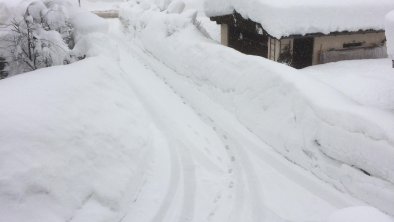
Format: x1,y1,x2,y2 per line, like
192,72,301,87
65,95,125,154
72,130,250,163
120,0,394,216
304,59,394,112
0,0,394,221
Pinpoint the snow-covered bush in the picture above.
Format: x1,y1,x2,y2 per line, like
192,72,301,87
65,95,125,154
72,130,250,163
385,10,394,67
0,0,84,76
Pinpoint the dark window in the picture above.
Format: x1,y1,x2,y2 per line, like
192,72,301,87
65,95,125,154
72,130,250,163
343,42,363,48
228,25,268,57
292,37,314,69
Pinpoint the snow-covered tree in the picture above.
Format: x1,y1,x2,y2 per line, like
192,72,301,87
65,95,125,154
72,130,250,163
0,0,83,76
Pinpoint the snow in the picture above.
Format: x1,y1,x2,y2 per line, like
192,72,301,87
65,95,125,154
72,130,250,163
120,0,394,216
328,206,393,222
167,0,185,14
70,11,109,35
0,2,156,221
304,59,394,111
204,0,394,38
0,55,158,222
1,0,394,221
386,11,394,59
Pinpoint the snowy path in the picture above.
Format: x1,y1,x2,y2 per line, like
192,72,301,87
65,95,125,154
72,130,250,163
105,19,361,222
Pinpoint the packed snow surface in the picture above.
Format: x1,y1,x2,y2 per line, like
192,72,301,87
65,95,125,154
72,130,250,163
204,0,394,38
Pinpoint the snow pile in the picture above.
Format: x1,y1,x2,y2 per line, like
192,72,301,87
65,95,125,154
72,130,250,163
304,59,394,111
204,0,394,38
70,11,109,36
385,11,394,59
0,2,158,222
120,0,394,215
0,57,154,222
328,206,393,222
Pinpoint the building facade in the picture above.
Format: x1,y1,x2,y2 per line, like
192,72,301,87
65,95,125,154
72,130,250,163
212,12,387,69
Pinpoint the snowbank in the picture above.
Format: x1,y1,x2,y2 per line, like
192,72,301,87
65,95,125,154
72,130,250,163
385,11,394,59
0,56,155,222
204,0,394,38
304,59,394,111
70,11,109,36
328,206,393,222
0,2,157,221
120,0,394,215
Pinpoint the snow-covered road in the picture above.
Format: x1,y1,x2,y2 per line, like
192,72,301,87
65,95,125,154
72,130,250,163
105,19,361,222
1,1,393,221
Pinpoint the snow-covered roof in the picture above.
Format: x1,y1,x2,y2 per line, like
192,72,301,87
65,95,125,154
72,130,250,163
204,0,394,38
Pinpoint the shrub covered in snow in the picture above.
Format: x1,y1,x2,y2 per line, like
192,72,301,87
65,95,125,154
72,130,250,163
0,0,85,76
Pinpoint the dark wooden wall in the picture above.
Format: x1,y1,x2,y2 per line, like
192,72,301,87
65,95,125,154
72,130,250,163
211,12,269,58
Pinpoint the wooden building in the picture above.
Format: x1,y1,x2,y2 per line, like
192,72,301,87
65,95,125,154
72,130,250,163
210,11,388,69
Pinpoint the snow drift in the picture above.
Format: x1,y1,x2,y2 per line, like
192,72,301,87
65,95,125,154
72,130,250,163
0,1,156,221
120,0,394,215
0,57,154,222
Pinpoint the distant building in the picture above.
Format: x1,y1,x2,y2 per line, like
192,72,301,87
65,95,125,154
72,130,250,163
206,0,394,68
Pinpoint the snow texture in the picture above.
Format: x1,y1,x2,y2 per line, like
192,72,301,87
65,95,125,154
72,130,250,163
304,59,394,111
1,0,394,221
328,206,393,222
0,1,155,221
204,0,394,38
120,0,394,215
386,10,394,59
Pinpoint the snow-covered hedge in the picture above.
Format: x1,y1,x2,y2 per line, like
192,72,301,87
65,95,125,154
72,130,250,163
120,0,394,215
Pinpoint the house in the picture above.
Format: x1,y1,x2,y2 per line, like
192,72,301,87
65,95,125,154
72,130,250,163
205,0,394,69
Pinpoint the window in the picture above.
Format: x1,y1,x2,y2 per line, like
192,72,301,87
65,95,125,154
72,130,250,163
343,42,363,48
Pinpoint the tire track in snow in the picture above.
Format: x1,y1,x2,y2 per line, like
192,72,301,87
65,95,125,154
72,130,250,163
122,38,362,221
120,42,285,222
107,19,361,221
115,42,199,221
